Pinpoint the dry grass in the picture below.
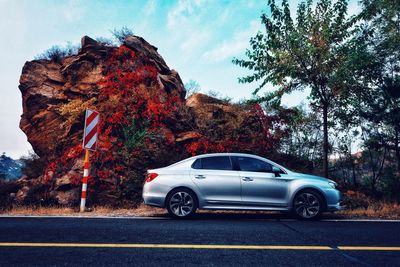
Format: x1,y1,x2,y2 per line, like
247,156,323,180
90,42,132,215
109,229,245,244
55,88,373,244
336,203,400,219
0,204,166,217
1,191,399,219
1,204,399,219
335,190,400,219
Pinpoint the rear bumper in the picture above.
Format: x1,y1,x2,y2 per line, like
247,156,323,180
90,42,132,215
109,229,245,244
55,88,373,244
142,193,165,208
142,182,170,208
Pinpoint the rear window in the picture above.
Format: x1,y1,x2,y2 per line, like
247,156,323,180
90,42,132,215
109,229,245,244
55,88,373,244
191,156,232,170
192,159,202,169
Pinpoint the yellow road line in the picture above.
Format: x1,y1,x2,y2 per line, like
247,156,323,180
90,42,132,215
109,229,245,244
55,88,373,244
0,243,331,250
338,246,400,251
0,243,399,250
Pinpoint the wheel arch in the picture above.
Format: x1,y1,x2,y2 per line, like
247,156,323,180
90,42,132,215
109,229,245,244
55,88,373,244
164,186,200,208
291,187,328,212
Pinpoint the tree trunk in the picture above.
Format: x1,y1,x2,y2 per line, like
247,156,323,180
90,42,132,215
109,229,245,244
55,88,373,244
322,103,329,178
395,126,400,171
351,154,357,187
348,143,357,187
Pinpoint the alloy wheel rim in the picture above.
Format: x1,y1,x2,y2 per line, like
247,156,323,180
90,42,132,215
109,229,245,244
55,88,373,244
169,192,194,217
294,193,320,218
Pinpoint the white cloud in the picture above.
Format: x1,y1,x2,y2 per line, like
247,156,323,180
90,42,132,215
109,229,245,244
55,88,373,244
164,0,213,60
180,30,211,52
203,20,260,62
63,0,85,22
167,0,205,29
143,0,157,16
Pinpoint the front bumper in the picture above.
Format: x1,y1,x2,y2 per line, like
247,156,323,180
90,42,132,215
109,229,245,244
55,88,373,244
327,201,344,211
325,189,343,211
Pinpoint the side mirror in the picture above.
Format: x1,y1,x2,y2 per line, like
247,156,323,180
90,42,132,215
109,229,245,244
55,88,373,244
272,166,281,177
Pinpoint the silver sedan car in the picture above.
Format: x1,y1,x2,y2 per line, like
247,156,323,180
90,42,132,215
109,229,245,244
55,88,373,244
142,153,342,219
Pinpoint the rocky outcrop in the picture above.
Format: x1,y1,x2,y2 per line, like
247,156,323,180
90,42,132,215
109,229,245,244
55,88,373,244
19,36,185,159
17,35,272,206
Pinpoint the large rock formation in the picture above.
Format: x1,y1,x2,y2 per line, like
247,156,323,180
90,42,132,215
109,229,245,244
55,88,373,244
19,36,185,159
17,35,278,207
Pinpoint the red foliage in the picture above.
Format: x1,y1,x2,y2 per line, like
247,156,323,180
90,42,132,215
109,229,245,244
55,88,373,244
183,103,285,156
185,139,226,156
43,161,58,182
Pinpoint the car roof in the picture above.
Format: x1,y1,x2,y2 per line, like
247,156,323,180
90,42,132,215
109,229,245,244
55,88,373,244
191,153,265,159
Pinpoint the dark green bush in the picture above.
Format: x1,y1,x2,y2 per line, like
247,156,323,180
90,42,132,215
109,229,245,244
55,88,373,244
0,181,21,210
20,153,47,179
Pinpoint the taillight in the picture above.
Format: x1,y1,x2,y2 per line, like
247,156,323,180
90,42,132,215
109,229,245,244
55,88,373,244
146,172,158,183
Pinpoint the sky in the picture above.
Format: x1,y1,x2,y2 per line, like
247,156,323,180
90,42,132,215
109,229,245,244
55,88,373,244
0,0,360,159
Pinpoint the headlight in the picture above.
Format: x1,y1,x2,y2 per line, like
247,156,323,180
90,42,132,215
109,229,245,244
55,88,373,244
328,181,337,189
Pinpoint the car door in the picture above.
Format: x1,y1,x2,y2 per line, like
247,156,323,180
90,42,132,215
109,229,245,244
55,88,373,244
233,156,289,207
190,156,241,204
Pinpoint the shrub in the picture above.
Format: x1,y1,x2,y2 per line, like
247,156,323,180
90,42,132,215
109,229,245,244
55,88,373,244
0,181,20,211
20,152,47,179
111,26,134,44
184,80,200,98
35,42,79,63
95,37,116,46
57,98,96,129
23,183,57,207
342,190,371,209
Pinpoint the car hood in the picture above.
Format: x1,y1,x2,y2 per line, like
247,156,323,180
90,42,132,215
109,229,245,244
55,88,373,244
289,172,332,183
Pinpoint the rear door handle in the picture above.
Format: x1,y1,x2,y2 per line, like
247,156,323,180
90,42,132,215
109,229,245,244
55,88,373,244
195,175,206,179
242,177,254,181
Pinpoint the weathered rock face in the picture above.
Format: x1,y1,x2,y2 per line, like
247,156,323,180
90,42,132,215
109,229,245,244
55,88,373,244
17,35,274,207
186,93,263,145
19,36,185,159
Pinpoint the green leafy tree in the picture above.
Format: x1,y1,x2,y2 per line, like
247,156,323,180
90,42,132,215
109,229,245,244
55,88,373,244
279,105,323,169
360,0,400,171
332,0,400,197
331,0,400,197
233,0,357,178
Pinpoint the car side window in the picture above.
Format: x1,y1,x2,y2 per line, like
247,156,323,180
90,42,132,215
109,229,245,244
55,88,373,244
272,165,286,174
194,156,232,170
235,157,272,172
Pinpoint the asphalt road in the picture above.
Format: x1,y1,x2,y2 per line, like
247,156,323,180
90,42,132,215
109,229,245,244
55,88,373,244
0,214,399,266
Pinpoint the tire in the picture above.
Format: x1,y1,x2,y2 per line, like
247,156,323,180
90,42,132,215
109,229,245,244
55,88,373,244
293,190,324,220
166,188,197,218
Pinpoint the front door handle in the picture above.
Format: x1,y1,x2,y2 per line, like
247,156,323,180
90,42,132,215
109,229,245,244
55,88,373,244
242,177,254,181
195,175,206,179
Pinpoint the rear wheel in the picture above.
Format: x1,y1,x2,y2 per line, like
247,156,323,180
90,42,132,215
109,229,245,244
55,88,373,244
166,189,197,218
293,190,323,220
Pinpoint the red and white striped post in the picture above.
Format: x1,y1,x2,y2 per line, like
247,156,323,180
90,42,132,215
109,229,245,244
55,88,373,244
80,149,90,212
80,108,99,212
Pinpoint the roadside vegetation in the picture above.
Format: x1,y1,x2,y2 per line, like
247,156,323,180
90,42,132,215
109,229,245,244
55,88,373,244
234,0,400,203
1,200,399,219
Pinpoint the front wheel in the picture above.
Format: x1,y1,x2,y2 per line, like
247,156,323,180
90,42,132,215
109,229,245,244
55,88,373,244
166,189,197,218
293,190,323,220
